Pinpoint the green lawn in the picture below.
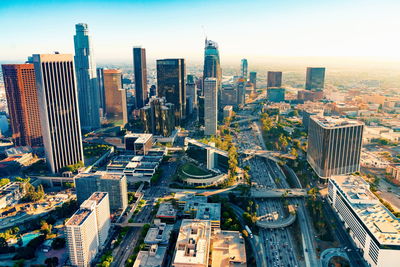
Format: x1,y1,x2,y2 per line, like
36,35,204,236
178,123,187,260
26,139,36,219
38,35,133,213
181,163,210,176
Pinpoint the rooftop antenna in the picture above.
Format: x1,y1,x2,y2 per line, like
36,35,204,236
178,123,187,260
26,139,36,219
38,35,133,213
201,25,207,44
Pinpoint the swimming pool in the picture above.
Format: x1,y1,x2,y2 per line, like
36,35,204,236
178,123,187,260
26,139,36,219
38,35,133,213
20,232,40,246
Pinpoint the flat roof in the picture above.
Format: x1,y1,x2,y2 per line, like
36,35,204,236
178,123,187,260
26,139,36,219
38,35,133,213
211,230,246,267
156,202,177,218
133,245,167,267
144,223,173,244
311,116,363,128
331,175,400,246
173,220,211,266
65,208,93,226
88,192,107,204
125,133,153,144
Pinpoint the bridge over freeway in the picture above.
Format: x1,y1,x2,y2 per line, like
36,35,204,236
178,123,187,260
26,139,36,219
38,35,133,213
256,213,297,229
251,188,307,198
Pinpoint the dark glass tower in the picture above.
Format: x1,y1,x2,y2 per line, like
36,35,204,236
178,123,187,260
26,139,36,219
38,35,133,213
203,39,221,95
156,59,186,125
74,23,101,130
305,67,325,91
133,46,148,108
249,71,257,89
241,59,248,79
267,71,282,88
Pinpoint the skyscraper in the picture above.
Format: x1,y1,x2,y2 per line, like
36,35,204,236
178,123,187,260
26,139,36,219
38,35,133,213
96,67,105,116
74,23,101,130
140,97,175,137
307,116,364,179
186,74,197,115
249,71,257,89
203,39,221,95
103,69,128,126
267,71,282,88
204,78,218,136
32,53,84,173
156,59,186,125
305,67,325,91
133,46,148,108
241,59,248,79
1,64,43,147
236,77,246,106
267,88,285,102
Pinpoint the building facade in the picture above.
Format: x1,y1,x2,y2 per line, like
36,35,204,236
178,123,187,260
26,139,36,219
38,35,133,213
133,46,148,108
241,59,248,79
75,172,128,211
140,97,175,137
96,68,105,116
204,78,218,136
267,87,285,102
249,71,257,89
103,69,128,126
307,116,364,179
74,23,101,131
156,59,186,125
267,71,282,88
305,67,325,91
203,39,221,96
32,53,84,173
1,64,43,147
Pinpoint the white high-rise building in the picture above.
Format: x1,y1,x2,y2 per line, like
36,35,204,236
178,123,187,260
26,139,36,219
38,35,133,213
204,78,218,136
32,53,84,173
66,192,111,267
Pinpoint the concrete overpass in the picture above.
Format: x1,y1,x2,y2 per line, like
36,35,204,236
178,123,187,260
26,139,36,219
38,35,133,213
256,213,296,229
230,116,259,126
251,188,307,198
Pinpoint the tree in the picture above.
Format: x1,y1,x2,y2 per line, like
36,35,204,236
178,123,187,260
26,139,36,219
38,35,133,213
40,221,52,235
51,237,65,250
45,257,59,267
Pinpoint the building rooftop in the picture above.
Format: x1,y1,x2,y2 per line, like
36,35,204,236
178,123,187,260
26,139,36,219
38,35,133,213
65,208,93,226
95,171,124,180
184,202,221,222
173,220,211,266
125,133,153,144
133,245,167,267
331,175,400,246
144,223,173,245
211,230,247,267
156,202,177,219
311,116,363,128
88,192,107,204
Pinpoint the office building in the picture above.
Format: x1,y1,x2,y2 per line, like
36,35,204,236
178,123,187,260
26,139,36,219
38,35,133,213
297,89,324,101
32,53,84,173
183,202,221,229
204,78,218,136
221,85,238,107
74,23,101,130
172,220,211,267
249,71,257,89
186,74,197,113
305,67,325,91
133,46,148,108
267,71,282,88
267,87,285,102
223,105,233,119
149,84,157,98
125,133,153,155
203,39,221,96
156,202,178,221
241,59,248,79
302,108,324,131
96,68,105,116
236,77,246,106
75,171,128,211
103,69,128,126
2,64,43,147
81,192,111,247
140,97,175,137
307,116,364,179
156,59,186,125
328,175,400,267
211,229,247,267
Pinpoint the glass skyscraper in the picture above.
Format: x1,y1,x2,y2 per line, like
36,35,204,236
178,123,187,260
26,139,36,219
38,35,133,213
133,46,148,109
203,39,221,94
305,67,325,91
156,59,186,126
74,23,101,130
241,58,248,79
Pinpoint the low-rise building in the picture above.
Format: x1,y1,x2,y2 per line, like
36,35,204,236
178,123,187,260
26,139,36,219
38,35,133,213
184,202,221,229
156,202,177,221
133,244,168,267
328,175,400,266
0,182,23,209
172,219,211,267
144,222,173,245
386,165,400,182
223,105,233,119
211,229,247,267
125,133,153,155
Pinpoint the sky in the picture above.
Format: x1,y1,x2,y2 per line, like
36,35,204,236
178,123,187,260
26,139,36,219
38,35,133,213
1,0,400,66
